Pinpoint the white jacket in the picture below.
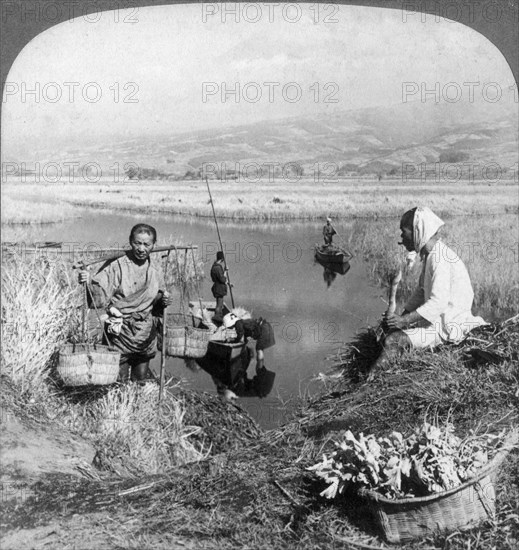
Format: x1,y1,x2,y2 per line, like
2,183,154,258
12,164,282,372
404,240,486,342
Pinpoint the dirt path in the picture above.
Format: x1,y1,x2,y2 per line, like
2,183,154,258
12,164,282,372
0,406,98,549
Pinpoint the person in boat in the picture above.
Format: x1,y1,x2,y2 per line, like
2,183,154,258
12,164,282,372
210,251,228,323
78,223,172,383
223,312,275,373
368,206,486,380
323,217,336,247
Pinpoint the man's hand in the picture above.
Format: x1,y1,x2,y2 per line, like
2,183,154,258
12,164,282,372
161,291,173,307
78,269,90,285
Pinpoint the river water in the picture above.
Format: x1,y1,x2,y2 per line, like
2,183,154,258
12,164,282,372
5,209,385,428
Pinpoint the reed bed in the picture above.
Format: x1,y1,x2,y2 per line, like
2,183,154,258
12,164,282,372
0,254,77,398
3,180,518,221
1,196,79,225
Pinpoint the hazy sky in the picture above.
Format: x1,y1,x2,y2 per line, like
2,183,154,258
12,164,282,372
2,3,516,155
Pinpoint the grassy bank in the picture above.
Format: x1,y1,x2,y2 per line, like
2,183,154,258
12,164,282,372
2,179,518,221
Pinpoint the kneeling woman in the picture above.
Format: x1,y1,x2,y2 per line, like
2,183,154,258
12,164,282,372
369,207,486,380
224,312,275,373
78,223,171,382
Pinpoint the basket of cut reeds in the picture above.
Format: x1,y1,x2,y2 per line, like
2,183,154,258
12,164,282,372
185,326,211,358
362,431,517,543
58,343,120,386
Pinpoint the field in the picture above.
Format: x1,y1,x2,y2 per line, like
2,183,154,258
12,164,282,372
2,178,518,221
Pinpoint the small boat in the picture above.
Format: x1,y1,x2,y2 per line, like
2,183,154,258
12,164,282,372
207,340,245,362
316,257,351,275
188,300,248,380
315,244,352,264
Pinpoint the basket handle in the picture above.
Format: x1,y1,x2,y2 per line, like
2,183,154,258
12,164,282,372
84,282,112,349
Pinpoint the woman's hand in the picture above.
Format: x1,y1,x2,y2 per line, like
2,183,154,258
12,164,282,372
384,313,407,330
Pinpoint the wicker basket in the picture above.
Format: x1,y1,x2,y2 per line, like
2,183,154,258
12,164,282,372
58,343,120,386
163,325,187,357
185,326,211,358
361,432,518,543
157,314,191,358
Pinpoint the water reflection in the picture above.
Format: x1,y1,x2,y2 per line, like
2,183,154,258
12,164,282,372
316,258,351,289
195,346,276,400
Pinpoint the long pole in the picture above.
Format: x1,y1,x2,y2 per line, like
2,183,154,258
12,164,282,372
73,245,197,269
205,176,235,308
159,250,172,404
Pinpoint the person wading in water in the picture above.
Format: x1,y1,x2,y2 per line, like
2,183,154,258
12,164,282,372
78,223,172,383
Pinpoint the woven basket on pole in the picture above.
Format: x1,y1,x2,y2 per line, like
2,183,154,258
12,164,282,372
58,343,120,386
185,326,211,358
360,431,518,543
157,313,190,358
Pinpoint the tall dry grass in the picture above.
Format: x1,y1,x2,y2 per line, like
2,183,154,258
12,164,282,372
1,196,79,225
1,254,78,397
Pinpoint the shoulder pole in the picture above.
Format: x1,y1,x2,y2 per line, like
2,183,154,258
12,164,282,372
159,250,172,405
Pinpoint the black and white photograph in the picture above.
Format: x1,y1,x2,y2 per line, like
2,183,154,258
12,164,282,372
1,1,518,548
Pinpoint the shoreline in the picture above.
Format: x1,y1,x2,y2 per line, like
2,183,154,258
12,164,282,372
2,180,518,224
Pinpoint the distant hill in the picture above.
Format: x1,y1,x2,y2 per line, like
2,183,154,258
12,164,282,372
8,101,518,181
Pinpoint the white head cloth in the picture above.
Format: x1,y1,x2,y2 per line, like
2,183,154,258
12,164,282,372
413,207,444,253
